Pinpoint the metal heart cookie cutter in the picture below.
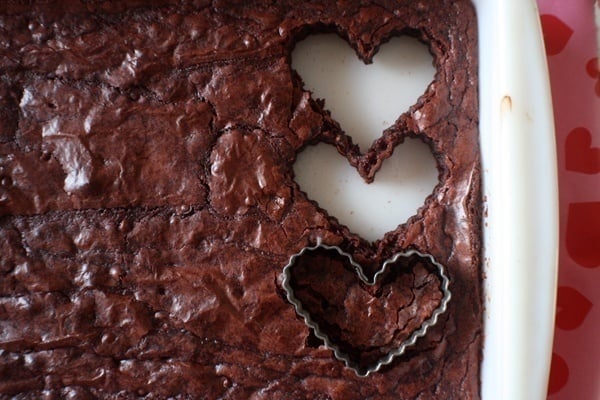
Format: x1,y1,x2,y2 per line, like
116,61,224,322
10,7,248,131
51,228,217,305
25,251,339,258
281,240,452,377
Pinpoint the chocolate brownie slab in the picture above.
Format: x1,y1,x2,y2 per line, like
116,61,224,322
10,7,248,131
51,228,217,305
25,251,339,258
0,1,481,398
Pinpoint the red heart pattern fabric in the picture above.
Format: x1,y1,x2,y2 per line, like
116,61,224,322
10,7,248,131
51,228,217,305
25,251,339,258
548,352,569,394
585,57,600,97
541,14,574,56
555,286,593,330
565,127,600,174
566,202,600,269
538,1,600,399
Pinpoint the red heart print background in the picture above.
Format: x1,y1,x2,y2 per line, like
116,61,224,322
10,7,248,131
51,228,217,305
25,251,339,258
537,0,600,399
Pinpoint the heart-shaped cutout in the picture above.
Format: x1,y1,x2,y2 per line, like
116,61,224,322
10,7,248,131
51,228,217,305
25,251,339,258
282,243,451,376
294,140,438,242
292,34,435,152
292,34,439,242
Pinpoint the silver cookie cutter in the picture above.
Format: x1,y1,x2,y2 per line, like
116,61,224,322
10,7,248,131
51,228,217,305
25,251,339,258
281,240,452,377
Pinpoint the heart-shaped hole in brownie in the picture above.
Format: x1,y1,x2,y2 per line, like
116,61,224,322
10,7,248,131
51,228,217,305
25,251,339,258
282,244,450,376
293,139,438,243
292,34,435,152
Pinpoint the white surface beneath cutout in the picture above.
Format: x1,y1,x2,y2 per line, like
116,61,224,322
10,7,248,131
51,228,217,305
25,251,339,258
294,141,438,243
293,35,436,152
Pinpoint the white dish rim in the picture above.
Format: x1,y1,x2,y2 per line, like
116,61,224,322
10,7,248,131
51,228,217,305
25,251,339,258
475,0,559,399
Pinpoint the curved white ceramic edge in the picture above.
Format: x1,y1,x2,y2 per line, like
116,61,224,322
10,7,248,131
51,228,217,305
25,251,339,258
474,0,559,399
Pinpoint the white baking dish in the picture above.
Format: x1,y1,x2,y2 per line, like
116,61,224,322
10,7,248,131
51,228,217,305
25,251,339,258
292,0,558,398
475,1,558,399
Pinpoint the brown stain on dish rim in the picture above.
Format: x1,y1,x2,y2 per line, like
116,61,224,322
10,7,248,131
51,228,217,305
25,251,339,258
501,95,512,114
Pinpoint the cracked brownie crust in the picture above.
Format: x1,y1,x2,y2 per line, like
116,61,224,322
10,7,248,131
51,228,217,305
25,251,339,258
0,1,482,399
